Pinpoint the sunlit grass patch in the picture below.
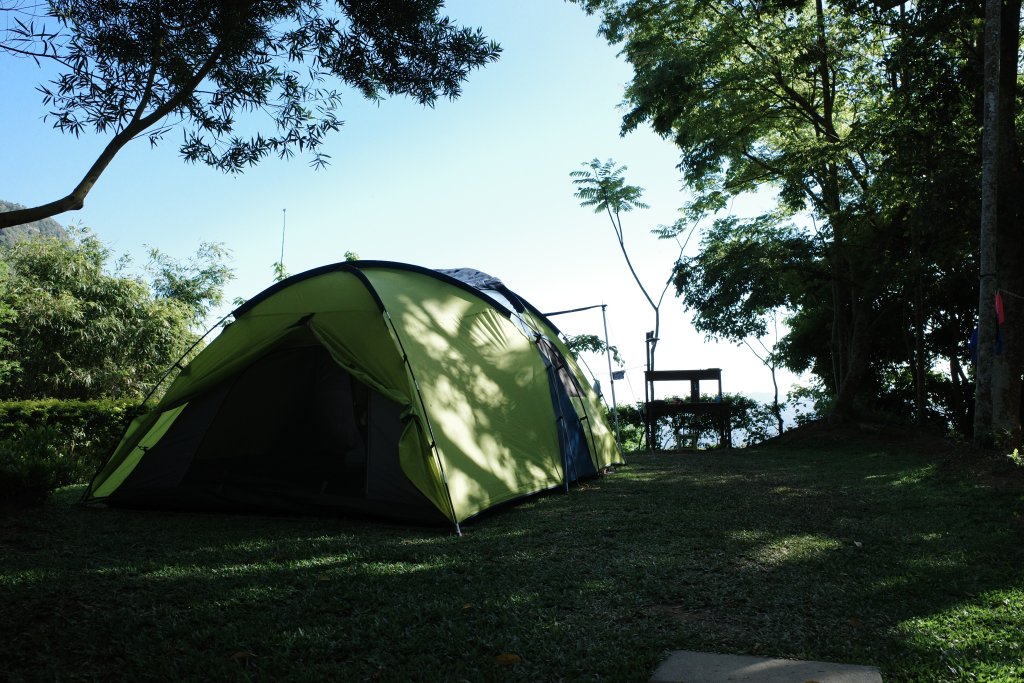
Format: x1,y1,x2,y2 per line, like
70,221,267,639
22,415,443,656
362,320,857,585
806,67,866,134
749,533,844,566
896,588,1024,680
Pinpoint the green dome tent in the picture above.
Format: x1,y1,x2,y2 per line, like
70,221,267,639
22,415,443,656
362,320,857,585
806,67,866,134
84,261,622,531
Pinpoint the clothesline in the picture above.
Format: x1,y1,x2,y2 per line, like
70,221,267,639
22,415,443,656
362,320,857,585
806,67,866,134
999,288,1024,301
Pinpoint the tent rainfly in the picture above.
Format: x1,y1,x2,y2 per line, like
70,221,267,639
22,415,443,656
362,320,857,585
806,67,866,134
84,262,623,531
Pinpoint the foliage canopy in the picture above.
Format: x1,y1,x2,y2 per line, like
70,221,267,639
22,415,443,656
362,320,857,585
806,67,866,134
0,0,501,229
0,229,232,400
575,0,1022,436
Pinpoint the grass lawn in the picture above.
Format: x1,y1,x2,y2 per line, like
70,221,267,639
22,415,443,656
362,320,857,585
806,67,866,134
1,435,1023,682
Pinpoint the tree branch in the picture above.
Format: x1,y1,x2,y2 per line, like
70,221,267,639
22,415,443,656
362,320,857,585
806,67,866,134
0,46,222,230
610,207,657,313
0,42,67,64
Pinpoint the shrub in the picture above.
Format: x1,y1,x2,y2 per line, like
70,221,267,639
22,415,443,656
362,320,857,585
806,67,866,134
0,399,141,510
0,398,140,443
0,229,231,401
610,393,783,451
607,402,645,452
0,426,81,509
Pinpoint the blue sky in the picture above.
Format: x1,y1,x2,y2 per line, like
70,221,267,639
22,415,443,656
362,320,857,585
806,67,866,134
1,0,801,408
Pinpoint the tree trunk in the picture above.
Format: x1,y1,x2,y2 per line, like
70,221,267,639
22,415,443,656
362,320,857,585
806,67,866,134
992,0,1023,448
911,223,927,424
974,0,1002,445
828,295,873,424
951,351,970,436
770,363,784,436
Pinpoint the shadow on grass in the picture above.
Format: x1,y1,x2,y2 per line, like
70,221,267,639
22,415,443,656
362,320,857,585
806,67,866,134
1,445,1022,682
610,448,1024,679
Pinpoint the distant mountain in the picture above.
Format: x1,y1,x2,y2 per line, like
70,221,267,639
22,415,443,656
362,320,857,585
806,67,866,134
0,201,69,247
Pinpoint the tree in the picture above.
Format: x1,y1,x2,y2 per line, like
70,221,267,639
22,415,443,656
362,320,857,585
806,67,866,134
574,0,906,422
674,213,818,435
975,0,1001,444
0,228,233,400
986,0,1024,447
564,333,623,367
271,260,290,283
571,158,681,369
0,278,18,387
575,0,1020,434
1,2,64,61
0,0,500,230
146,242,232,326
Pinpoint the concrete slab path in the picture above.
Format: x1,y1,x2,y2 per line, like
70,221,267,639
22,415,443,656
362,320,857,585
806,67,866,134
651,650,883,683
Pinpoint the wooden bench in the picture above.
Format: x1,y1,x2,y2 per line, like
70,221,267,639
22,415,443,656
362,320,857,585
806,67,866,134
644,368,730,450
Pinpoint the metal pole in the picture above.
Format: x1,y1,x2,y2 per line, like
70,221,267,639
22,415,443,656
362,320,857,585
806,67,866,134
601,304,621,446
644,331,656,453
279,208,287,265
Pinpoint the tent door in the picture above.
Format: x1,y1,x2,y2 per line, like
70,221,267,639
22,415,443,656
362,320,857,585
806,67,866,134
111,343,439,520
535,338,597,483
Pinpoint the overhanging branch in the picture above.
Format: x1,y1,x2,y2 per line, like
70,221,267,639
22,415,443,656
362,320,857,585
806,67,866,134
0,46,222,230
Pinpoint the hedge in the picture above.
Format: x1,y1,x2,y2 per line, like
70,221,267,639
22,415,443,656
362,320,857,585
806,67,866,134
0,399,142,510
608,393,783,451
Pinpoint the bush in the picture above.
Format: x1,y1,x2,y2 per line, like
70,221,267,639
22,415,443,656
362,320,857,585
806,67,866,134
0,229,231,401
0,399,141,510
609,393,783,451
607,402,645,452
0,398,140,442
0,427,80,509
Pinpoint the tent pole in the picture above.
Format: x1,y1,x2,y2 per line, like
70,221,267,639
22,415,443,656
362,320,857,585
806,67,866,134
563,430,575,493
601,305,621,447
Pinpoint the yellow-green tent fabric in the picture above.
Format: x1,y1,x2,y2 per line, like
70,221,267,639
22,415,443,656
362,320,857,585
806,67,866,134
84,262,623,530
